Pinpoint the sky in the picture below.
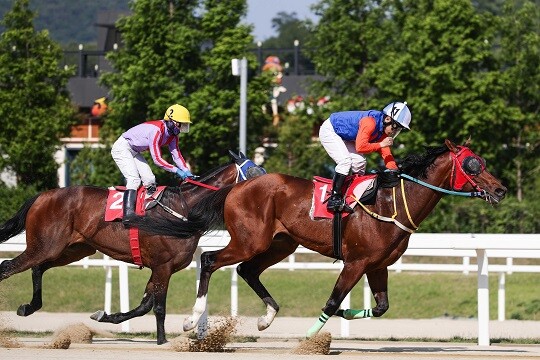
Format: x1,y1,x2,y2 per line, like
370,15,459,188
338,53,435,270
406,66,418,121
245,0,319,42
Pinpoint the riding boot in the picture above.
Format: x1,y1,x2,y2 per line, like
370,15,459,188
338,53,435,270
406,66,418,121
122,189,137,226
327,173,349,212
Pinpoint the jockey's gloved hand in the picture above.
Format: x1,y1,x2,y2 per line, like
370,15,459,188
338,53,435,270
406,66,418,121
383,168,400,179
175,168,193,180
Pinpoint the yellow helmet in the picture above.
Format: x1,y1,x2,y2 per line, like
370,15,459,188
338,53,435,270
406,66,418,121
164,104,191,123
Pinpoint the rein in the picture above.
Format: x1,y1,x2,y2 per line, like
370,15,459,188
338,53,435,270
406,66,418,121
399,174,485,197
351,152,487,233
185,178,220,191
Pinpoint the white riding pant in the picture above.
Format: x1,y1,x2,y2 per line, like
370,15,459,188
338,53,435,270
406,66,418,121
111,136,156,190
319,119,367,176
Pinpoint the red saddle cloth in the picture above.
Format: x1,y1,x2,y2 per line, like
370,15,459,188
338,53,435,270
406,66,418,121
311,174,376,219
104,186,166,267
104,186,166,221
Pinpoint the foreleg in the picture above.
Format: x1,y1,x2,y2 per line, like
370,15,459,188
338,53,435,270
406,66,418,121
307,261,366,337
334,267,389,320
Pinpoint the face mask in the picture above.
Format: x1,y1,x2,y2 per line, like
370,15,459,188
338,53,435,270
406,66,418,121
166,121,180,136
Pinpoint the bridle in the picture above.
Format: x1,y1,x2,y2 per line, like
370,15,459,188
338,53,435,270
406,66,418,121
399,146,487,198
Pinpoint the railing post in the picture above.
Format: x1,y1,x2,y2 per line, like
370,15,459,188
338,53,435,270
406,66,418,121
119,262,130,332
498,272,506,321
476,248,490,346
195,247,208,339
231,268,238,316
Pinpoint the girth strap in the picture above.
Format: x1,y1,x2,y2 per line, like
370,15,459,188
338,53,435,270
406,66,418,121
332,211,343,260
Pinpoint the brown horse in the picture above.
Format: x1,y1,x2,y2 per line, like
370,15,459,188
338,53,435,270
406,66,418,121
0,152,265,344
131,139,506,337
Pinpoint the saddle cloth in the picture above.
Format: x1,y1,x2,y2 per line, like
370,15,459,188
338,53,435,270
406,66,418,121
104,186,166,221
310,174,376,220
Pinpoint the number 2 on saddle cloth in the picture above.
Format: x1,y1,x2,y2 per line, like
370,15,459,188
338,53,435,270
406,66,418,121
104,186,167,267
310,174,377,220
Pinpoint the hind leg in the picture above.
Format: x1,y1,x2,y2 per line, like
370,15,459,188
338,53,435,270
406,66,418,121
91,266,173,345
183,234,273,331
16,244,96,316
236,234,299,331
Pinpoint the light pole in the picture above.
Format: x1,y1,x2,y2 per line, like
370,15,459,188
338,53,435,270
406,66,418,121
231,57,248,155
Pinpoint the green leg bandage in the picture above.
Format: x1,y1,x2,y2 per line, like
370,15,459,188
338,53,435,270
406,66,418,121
342,309,372,320
306,312,330,337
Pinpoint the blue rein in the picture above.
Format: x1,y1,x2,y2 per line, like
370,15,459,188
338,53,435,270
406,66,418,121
399,173,485,198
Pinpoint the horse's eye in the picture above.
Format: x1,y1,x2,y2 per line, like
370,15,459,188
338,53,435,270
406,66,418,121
462,156,483,176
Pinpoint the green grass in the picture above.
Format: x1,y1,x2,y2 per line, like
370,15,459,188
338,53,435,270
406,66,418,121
0,267,539,321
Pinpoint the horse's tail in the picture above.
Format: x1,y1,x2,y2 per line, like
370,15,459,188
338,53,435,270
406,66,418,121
0,194,40,243
130,185,234,239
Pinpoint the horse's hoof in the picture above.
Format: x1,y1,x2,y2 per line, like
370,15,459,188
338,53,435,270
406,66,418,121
90,310,106,321
183,317,197,331
257,316,271,331
16,304,33,317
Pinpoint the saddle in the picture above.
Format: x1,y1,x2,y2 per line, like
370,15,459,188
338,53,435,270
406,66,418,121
104,186,166,222
311,174,378,220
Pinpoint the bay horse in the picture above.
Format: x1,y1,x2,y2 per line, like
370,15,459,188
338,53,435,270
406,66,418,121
130,139,506,337
0,151,265,344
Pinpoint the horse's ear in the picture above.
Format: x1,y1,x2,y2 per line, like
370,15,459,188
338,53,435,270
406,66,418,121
239,151,247,159
463,136,472,147
228,150,240,161
445,139,459,153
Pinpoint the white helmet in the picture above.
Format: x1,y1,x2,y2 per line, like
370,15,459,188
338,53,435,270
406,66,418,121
383,101,411,129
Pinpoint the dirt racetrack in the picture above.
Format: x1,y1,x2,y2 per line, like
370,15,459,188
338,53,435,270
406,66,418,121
2,336,540,360
1,312,540,360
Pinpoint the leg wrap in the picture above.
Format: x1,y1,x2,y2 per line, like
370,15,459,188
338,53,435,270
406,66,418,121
335,308,372,320
306,312,330,337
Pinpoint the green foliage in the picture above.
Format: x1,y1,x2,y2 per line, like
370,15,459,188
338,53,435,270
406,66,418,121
0,183,39,223
261,11,315,74
264,110,332,179
0,0,76,190
69,145,121,187
420,195,540,233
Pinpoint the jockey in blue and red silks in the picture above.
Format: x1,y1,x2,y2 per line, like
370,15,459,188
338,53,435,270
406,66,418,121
319,102,412,212
111,104,195,226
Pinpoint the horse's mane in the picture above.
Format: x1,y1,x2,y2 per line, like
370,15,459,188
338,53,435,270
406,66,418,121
399,145,449,179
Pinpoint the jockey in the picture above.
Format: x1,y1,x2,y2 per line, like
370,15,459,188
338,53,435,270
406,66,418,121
111,104,195,226
319,101,412,212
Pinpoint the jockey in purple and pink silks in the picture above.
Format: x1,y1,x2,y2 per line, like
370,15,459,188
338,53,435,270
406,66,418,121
111,104,195,226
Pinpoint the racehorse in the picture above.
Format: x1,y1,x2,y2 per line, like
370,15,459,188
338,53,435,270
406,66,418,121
130,139,507,337
0,152,265,344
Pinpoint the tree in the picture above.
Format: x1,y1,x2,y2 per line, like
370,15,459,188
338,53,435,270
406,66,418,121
99,0,269,181
261,12,315,75
0,0,75,190
308,0,389,110
495,0,540,200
